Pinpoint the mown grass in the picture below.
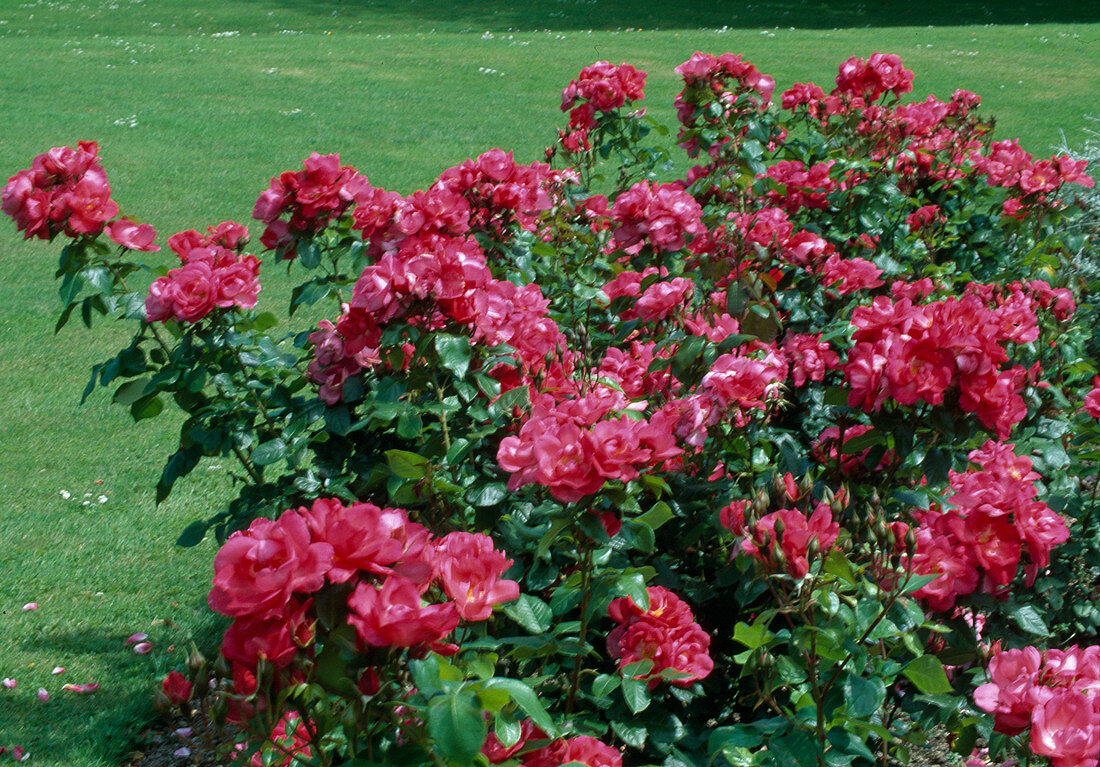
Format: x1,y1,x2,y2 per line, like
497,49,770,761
0,1,1098,764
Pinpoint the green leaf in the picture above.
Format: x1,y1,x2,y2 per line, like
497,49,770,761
435,334,472,380
482,678,557,736
902,655,952,695
843,673,886,719
591,673,620,699
636,501,674,531
502,594,552,634
427,693,486,765
1010,604,1050,637
130,394,164,422
175,520,208,548
494,716,521,749
385,449,430,479
618,571,650,610
766,729,818,767
732,621,770,650
620,676,650,713
467,483,508,507
252,439,286,467
112,378,150,406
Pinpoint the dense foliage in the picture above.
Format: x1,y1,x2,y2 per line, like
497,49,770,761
5,51,1100,767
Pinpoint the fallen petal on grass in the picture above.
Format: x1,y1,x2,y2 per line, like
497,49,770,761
51,667,64,675
22,603,37,611
62,682,99,694
37,688,48,701
133,641,153,654
12,746,28,762
125,632,148,644
2,678,16,689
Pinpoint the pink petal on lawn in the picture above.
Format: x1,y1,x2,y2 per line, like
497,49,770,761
22,603,37,611
133,642,153,655
12,746,29,762
2,678,16,689
37,688,48,702
62,682,99,694
51,667,64,675
125,633,148,645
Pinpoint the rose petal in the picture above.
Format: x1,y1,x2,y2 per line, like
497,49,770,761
133,642,153,655
172,747,192,758
62,682,99,694
12,746,28,762
173,727,193,738
22,603,37,611
37,688,49,702
51,667,64,675
2,678,16,689
125,632,148,645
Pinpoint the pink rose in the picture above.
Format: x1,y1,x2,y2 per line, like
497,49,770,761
105,219,159,251
208,512,333,619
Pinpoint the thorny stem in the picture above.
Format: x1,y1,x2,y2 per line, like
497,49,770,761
565,538,596,716
430,378,452,452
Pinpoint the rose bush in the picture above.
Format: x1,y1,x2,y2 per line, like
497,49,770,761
6,51,1100,767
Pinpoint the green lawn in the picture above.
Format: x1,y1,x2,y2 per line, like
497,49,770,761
1,1,1098,764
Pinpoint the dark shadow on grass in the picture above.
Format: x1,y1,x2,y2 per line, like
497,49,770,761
250,0,1100,30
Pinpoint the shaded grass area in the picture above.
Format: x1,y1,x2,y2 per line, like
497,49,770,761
0,1,1098,765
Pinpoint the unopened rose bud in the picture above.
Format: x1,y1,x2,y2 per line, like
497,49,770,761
187,643,206,673
807,537,820,562
799,473,814,496
904,528,917,560
753,489,771,515
770,540,787,570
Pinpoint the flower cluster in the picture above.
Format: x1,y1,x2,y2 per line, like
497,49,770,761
486,732,621,767
559,60,646,151
434,148,555,234
496,389,681,503
145,236,261,324
736,503,841,578
975,644,1100,767
845,288,1042,438
606,586,713,688
609,180,706,255
910,441,1069,611
1,141,119,240
673,52,776,158
833,53,914,102
208,498,519,699
253,152,365,256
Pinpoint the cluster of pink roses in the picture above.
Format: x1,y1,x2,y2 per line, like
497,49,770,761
833,53,914,102
606,586,713,688
1,140,120,240
673,51,776,158
208,497,519,687
483,727,622,767
727,501,842,579
496,389,681,503
252,151,365,255
910,440,1069,611
975,644,1100,767
763,160,838,212
558,60,646,152
971,139,1095,217
609,180,706,255
844,284,1050,438
435,148,555,235
145,225,260,324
